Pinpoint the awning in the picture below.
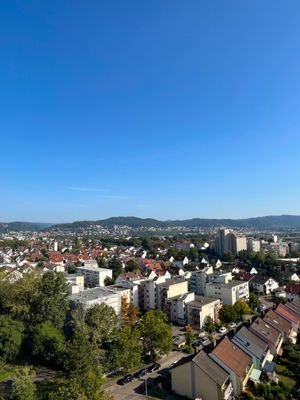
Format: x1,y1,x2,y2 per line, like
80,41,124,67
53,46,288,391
249,368,262,383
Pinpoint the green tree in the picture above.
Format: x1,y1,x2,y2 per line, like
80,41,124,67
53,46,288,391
141,238,153,252
97,257,107,269
32,272,69,330
10,366,37,400
111,326,142,372
84,304,118,348
31,321,66,366
108,257,123,280
248,292,260,311
140,310,172,361
233,300,251,320
65,325,96,379
184,325,194,353
125,259,140,272
219,305,237,324
0,315,24,362
204,316,215,334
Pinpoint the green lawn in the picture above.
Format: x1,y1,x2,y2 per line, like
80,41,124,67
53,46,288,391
277,374,296,391
0,364,22,382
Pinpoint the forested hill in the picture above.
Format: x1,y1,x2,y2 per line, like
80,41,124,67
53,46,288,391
49,215,300,231
0,222,53,233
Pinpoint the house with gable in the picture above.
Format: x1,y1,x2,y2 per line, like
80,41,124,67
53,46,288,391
209,337,253,396
171,350,234,400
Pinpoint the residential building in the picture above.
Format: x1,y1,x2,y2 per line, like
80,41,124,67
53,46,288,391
214,229,247,256
210,337,253,396
156,278,188,311
252,276,279,295
115,271,147,307
205,280,249,305
247,238,261,253
165,292,195,325
188,265,213,295
69,287,121,318
232,326,272,371
249,318,283,356
171,351,233,400
275,304,300,332
65,273,84,294
77,266,113,287
264,308,297,344
186,296,221,330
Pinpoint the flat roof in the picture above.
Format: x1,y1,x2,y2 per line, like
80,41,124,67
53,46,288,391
206,280,247,289
70,287,118,304
187,296,220,308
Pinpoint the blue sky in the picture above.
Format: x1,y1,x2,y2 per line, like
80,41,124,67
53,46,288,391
1,0,300,222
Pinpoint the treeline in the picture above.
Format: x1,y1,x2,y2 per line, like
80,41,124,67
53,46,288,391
0,271,172,400
0,240,28,249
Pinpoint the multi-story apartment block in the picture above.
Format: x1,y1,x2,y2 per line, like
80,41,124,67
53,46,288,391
205,280,249,305
214,229,247,256
69,287,121,318
76,266,112,287
188,265,213,295
156,279,188,311
247,238,261,253
165,292,196,325
186,296,221,330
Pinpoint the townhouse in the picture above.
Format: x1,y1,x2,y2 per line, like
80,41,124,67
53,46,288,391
232,326,273,372
264,308,297,344
249,318,283,356
171,351,234,400
275,304,300,333
209,337,253,396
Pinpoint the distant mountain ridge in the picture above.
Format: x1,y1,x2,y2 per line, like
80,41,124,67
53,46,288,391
0,222,53,233
1,215,300,232
50,215,300,231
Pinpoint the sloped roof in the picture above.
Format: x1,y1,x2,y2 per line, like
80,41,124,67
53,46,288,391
233,326,268,359
250,318,281,346
276,304,300,325
264,309,292,335
211,337,252,377
193,351,229,386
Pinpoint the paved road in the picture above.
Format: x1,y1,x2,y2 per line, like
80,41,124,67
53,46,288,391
105,351,187,400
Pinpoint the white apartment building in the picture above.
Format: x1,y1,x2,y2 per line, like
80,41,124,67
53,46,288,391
205,280,249,306
188,265,213,295
214,229,247,256
77,266,112,287
247,238,261,253
186,296,221,330
69,287,121,318
165,292,196,325
156,279,189,311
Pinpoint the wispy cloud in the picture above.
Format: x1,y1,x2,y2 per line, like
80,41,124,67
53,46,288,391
67,186,107,193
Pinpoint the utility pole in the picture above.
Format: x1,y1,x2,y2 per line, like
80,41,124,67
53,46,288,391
145,366,148,398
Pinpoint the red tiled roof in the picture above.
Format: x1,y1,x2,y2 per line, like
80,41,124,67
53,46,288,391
276,304,300,325
286,284,300,295
211,337,252,377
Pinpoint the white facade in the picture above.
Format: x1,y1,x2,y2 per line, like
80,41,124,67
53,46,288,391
77,266,113,287
69,287,121,318
205,280,249,305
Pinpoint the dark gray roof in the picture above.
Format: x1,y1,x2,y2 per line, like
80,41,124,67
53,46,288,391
193,351,229,386
232,326,268,360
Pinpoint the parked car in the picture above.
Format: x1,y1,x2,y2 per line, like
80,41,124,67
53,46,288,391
117,374,134,385
134,368,147,379
229,322,237,329
147,363,160,373
219,326,227,334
